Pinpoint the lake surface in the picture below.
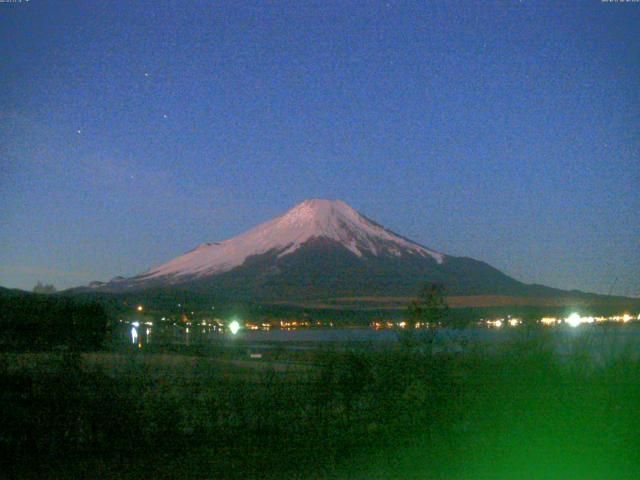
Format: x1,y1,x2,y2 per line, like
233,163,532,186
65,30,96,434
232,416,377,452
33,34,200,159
118,323,640,357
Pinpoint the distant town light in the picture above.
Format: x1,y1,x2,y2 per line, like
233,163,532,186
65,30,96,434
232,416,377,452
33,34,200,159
131,326,138,344
136,305,143,312
229,320,241,335
566,313,582,328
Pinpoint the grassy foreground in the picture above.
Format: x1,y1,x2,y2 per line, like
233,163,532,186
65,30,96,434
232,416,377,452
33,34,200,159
1,335,639,479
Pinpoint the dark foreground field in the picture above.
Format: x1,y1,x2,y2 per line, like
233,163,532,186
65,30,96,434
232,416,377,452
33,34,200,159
2,335,640,479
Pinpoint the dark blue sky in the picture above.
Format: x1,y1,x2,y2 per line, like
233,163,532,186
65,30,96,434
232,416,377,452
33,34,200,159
1,1,638,296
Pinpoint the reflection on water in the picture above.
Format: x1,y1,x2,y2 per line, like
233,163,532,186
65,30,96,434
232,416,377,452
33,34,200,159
115,323,225,348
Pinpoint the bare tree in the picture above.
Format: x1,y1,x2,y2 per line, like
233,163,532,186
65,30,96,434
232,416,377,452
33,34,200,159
400,283,451,352
33,281,57,294
407,282,449,329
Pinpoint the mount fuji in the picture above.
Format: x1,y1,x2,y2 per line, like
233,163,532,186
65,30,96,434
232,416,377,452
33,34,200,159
89,199,575,301
140,198,444,281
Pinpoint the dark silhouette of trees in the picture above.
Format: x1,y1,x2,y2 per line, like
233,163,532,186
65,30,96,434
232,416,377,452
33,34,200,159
32,282,57,294
0,293,108,350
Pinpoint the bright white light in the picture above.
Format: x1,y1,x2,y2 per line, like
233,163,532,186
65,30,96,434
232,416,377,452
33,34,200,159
132,321,140,327
131,327,138,344
229,320,241,335
566,313,582,328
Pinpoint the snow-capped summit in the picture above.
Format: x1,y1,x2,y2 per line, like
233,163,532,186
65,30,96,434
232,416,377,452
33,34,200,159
134,199,443,284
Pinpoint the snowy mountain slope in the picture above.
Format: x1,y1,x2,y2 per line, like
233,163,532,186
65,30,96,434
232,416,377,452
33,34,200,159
132,199,444,284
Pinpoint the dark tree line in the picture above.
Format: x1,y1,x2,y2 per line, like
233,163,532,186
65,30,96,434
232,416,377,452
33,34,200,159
32,282,57,294
0,293,108,350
